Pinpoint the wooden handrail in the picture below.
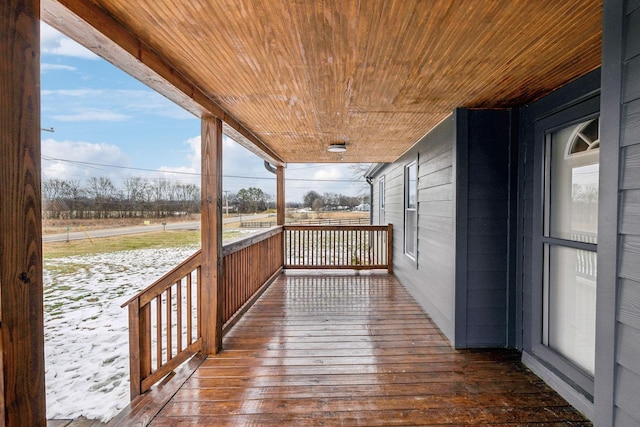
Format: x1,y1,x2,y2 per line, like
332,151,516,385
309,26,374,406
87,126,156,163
222,226,283,257
122,250,202,308
284,224,388,231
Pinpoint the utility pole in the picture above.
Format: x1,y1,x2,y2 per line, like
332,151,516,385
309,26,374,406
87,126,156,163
223,190,229,218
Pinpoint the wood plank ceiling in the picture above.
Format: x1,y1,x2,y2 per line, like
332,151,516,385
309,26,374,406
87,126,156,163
46,0,601,164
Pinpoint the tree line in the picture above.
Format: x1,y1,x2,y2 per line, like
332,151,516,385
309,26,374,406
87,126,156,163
42,176,366,220
302,191,366,211
229,187,273,213
42,177,200,219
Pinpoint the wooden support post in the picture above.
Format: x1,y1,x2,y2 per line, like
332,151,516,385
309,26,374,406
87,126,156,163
201,117,224,354
1,1,47,425
276,166,285,226
387,224,394,274
127,300,142,399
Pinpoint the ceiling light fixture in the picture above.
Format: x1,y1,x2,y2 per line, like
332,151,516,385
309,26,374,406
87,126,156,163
328,143,347,153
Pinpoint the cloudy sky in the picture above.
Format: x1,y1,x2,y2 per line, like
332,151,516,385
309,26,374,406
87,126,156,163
40,23,369,203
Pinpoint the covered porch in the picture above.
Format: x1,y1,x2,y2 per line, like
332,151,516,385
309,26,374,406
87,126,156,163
1,0,609,425
109,270,589,426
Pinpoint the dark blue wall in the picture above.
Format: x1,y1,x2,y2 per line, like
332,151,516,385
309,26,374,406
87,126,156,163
455,109,516,348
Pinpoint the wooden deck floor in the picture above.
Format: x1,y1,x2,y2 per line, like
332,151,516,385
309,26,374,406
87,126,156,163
144,271,590,426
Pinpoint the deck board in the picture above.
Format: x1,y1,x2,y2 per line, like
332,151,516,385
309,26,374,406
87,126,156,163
147,271,590,426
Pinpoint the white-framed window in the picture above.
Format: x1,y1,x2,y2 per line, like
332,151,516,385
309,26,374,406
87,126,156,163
379,176,385,224
404,161,417,260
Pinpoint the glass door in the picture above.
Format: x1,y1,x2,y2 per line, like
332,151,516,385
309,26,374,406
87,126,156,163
542,117,599,376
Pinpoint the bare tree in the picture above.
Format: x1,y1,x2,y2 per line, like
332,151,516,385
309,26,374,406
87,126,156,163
348,163,372,199
86,177,117,218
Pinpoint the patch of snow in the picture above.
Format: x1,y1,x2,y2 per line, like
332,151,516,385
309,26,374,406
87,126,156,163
44,245,199,422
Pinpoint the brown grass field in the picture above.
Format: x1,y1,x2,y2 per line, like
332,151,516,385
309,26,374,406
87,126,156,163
42,210,369,234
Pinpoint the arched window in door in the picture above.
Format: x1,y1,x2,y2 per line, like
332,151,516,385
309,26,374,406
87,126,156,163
542,117,599,377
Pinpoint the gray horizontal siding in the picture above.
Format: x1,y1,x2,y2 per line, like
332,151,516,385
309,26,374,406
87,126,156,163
371,115,456,342
614,365,640,425
371,109,515,348
615,2,640,424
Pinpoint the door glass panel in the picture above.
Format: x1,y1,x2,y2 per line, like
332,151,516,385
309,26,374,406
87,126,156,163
545,245,596,375
547,119,599,244
407,164,417,209
404,163,417,258
405,210,416,256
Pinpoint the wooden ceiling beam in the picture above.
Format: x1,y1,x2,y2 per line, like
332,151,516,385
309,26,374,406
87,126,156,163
41,0,285,167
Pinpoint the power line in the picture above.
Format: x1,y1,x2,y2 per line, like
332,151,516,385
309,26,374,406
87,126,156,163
41,155,364,183
42,155,201,176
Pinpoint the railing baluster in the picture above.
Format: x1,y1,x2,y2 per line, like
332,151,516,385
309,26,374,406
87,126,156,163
187,273,193,345
166,286,172,361
197,265,202,337
176,280,183,353
333,229,336,266
323,228,327,266
140,303,152,379
155,294,162,369
359,229,362,265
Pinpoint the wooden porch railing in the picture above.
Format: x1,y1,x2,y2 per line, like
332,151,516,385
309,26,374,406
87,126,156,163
284,224,393,272
122,224,391,399
122,250,203,399
221,227,284,329
122,227,285,399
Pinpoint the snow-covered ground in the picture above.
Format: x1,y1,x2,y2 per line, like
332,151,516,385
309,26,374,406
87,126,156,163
44,245,200,422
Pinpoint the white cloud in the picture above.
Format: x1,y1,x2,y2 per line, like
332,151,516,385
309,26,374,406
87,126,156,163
151,136,200,185
156,136,200,180
157,135,275,189
42,89,102,97
185,136,201,169
312,166,346,181
42,138,130,181
41,22,99,60
42,88,193,121
41,63,77,73
51,110,130,122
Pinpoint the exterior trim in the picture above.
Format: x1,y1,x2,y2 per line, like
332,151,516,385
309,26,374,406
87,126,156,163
518,69,602,420
594,0,625,424
403,159,418,265
522,352,594,420
507,109,520,349
454,109,469,348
